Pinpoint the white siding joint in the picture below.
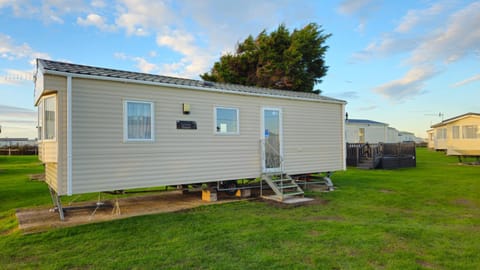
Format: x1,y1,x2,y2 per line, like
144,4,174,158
67,76,73,195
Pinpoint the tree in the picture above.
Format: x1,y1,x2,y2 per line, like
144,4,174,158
201,23,331,93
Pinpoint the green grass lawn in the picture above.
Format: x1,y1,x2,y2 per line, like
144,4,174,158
0,149,479,269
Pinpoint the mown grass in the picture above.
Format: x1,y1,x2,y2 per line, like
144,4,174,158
0,149,479,269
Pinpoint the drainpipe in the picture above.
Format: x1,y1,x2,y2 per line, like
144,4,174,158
67,76,72,195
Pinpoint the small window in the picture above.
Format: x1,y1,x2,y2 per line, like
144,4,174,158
44,96,56,140
215,107,239,134
452,126,460,139
124,101,154,141
462,125,478,139
359,128,365,143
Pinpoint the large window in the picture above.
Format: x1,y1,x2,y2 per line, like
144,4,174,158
436,128,447,139
452,126,460,139
44,96,56,140
215,107,239,134
462,125,478,139
124,101,154,141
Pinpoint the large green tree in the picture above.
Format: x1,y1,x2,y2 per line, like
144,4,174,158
201,23,331,93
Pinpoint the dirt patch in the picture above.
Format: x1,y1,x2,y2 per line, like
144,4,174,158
416,259,436,269
16,190,242,234
260,196,328,208
28,173,45,181
452,198,475,207
306,215,344,222
379,189,395,194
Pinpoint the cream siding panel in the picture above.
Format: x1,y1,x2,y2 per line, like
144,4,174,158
45,163,58,192
69,78,344,194
282,102,344,174
445,116,480,155
37,142,44,161
40,141,57,162
44,75,66,93
57,82,68,195
41,75,68,195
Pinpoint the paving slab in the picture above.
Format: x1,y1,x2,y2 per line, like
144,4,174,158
16,191,241,234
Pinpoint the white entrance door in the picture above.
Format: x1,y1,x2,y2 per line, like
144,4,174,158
262,108,283,172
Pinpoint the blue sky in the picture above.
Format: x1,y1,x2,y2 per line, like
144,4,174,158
1,0,479,139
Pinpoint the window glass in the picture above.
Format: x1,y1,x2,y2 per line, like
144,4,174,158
125,101,154,141
436,128,447,139
38,101,43,140
216,107,239,134
452,126,460,139
44,96,56,140
462,125,478,139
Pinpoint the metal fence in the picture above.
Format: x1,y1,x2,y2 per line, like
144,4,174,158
0,145,38,155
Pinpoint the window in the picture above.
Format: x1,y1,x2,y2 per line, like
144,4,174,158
359,128,365,143
124,101,154,141
37,101,43,140
436,128,447,139
462,125,478,139
44,96,56,140
215,107,239,134
452,126,460,139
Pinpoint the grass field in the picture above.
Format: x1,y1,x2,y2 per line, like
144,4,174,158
0,149,479,269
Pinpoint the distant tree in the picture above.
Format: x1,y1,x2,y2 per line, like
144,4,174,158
201,23,331,93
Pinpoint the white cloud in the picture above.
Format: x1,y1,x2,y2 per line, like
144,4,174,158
357,105,378,111
338,0,378,15
451,73,480,88
0,104,37,138
395,2,446,33
107,0,327,78
115,0,174,36
337,91,359,99
355,1,480,100
113,52,160,74
409,1,480,65
0,34,50,66
156,30,214,78
338,0,381,32
374,66,437,101
353,34,420,61
77,13,116,31
113,52,128,60
132,57,158,74
0,0,88,23
91,0,106,8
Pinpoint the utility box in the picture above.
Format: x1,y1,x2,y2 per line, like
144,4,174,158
202,189,217,202
235,189,251,198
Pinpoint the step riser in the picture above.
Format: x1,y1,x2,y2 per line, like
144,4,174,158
262,173,304,200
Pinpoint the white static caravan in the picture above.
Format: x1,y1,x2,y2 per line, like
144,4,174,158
345,119,390,144
34,59,346,203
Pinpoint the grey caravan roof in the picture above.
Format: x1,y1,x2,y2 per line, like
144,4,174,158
346,119,388,126
37,59,346,104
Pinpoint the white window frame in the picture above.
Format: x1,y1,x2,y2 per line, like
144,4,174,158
42,95,57,142
214,106,239,135
123,100,155,142
452,126,460,139
462,125,478,139
37,100,43,141
437,128,447,140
